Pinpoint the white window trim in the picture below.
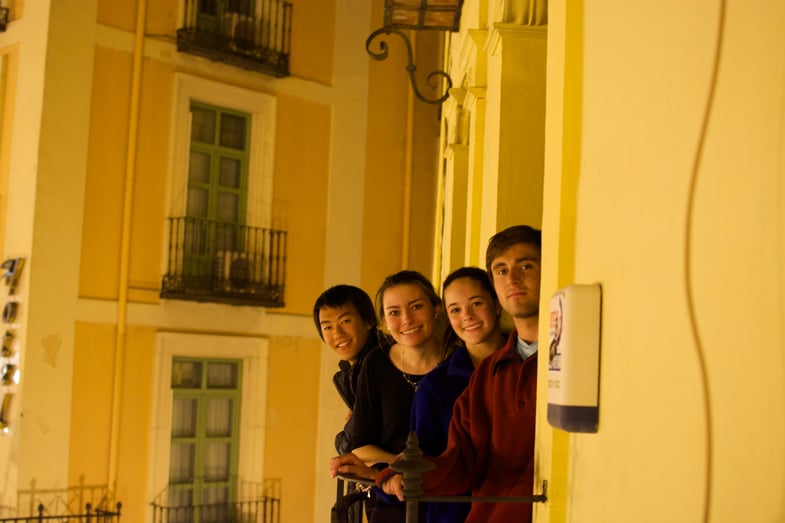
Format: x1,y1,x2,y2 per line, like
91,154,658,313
166,73,277,230
146,333,269,514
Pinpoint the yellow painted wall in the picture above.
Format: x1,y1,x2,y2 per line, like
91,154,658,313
537,2,785,521
146,0,177,35
361,46,408,288
68,323,114,490
79,18,337,316
535,3,580,522
8,0,23,21
496,30,546,231
360,28,440,288
0,45,18,261
80,46,131,300
129,58,174,303
289,0,335,85
263,336,321,523
7,2,442,522
99,0,336,86
97,0,136,33
407,31,442,274
115,326,156,523
274,95,330,314
69,323,155,523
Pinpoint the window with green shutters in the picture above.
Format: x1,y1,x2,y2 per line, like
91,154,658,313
168,358,242,518
186,102,250,256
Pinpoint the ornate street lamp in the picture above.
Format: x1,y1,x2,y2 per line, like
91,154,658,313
366,0,464,105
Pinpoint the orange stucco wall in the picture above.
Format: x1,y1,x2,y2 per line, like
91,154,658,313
79,46,132,300
263,336,322,523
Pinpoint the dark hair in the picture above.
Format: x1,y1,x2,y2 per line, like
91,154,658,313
441,266,499,348
374,270,442,325
312,285,377,340
485,225,542,274
442,266,497,300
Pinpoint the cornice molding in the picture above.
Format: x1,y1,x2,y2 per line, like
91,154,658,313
486,22,547,57
464,86,486,112
494,0,548,26
443,87,466,125
444,143,469,162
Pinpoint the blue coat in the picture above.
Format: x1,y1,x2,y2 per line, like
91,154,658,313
410,345,474,523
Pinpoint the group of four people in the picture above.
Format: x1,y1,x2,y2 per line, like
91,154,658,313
313,225,542,523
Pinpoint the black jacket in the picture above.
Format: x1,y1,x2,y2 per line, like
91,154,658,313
333,329,388,454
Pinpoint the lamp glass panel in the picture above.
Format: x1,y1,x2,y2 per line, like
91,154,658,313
387,0,460,30
390,8,420,25
424,12,457,28
389,0,460,8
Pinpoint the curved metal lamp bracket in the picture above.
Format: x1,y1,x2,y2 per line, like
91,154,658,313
366,27,453,105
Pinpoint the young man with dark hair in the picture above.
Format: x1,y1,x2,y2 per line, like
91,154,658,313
330,225,542,523
313,284,382,454
315,285,385,523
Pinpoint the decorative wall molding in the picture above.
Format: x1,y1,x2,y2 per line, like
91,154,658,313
495,0,548,26
464,87,487,113
444,88,468,146
486,22,547,58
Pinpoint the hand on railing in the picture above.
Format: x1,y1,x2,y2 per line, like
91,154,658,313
329,453,376,483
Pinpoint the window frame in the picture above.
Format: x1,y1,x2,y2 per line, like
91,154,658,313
187,101,251,227
167,73,276,233
168,357,243,508
147,333,269,511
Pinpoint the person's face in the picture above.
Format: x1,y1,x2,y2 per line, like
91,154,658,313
382,283,440,348
318,303,373,364
489,242,541,320
443,277,501,347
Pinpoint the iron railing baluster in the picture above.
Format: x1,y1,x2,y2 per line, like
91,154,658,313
176,0,291,77
160,217,287,307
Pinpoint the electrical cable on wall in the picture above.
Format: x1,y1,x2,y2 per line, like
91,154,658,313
683,1,727,521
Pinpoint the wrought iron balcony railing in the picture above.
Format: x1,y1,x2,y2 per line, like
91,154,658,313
160,217,287,308
151,479,280,523
177,0,292,77
151,499,278,523
332,433,548,523
0,503,122,523
3,476,115,522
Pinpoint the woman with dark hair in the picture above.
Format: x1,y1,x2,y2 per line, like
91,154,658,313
333,226,544,523
329,268,505,523
410,267,505,522
349,270,446,523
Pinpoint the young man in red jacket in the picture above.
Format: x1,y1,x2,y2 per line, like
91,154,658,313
330,225,542,523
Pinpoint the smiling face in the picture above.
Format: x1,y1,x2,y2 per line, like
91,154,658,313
381,283,440,349
489,242,542,320
443,276,501,347
318,303,373,364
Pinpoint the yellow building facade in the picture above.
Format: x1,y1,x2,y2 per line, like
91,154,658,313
439,0,784,522
1,0,784,522
0,1,443,522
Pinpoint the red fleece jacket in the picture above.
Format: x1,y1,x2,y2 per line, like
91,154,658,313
422,330,538,523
